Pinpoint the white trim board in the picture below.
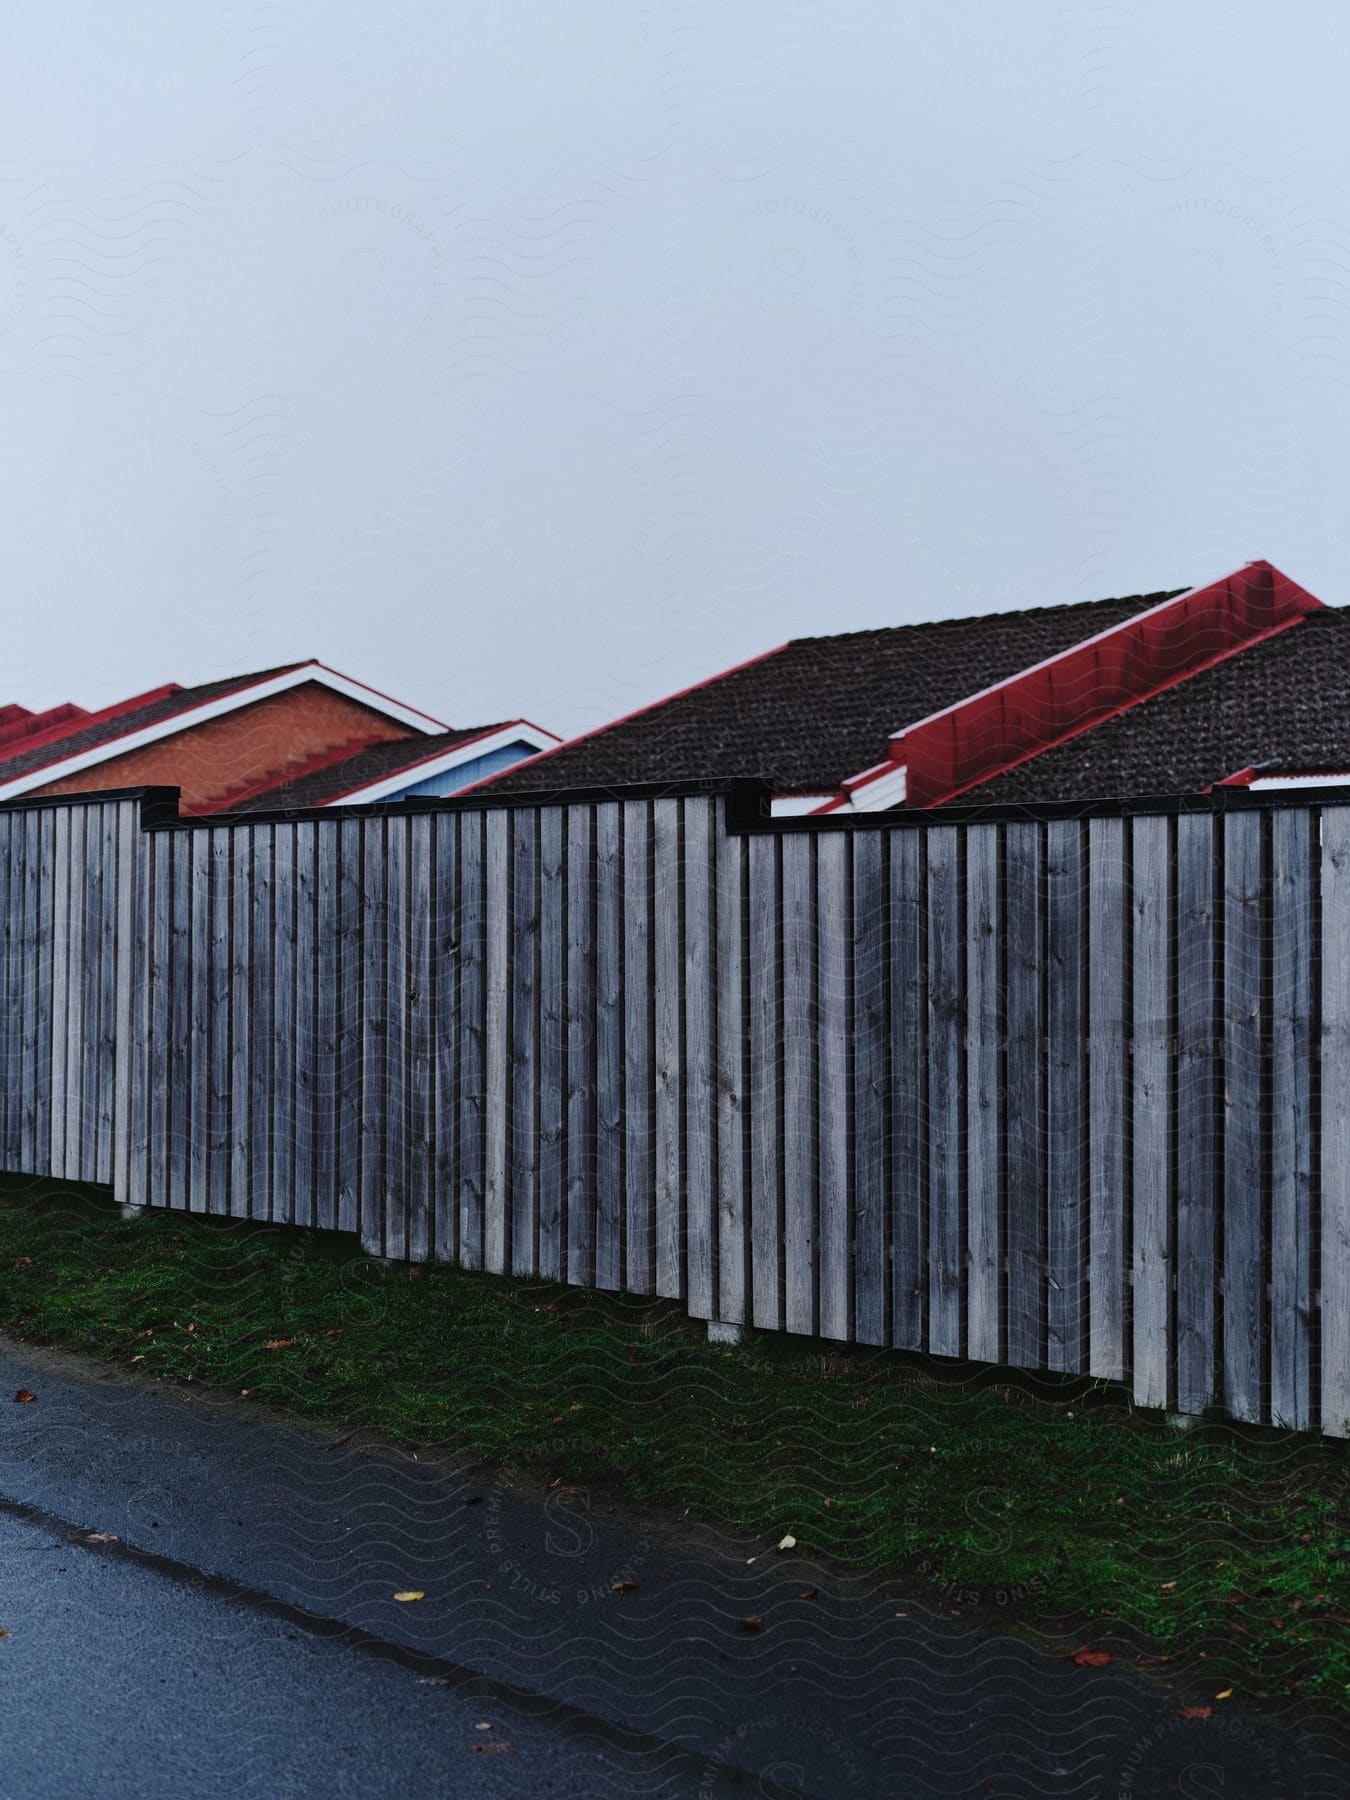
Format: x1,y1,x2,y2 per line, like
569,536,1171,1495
327,724,560,805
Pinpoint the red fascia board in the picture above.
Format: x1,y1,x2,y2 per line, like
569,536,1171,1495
458,642,792,797
898,561,1322,808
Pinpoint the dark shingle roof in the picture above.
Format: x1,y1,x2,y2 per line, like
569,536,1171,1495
961,609,1350,806
0,664,307,784
486,590,1182,796
235,725,509,812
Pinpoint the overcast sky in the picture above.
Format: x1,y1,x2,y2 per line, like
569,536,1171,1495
1,4,1347,738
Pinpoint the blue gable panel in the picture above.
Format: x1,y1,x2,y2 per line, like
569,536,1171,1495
380,741,538,802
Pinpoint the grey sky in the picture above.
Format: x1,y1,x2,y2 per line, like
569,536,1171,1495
1,3,1347,739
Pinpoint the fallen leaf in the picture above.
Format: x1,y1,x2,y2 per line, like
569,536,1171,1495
1215,1688,1233,1700
83,1533,118,1545
474,1722,493,1731
393,1590,425,1603
470,1742,513,1755
12,1256,31,1267
1073,1648,1112,1668
0,1630,8,1639
264,1339,295,1351
740,1615,764,1632
777,1534,797,1551
1177,1706,1213,1722
798,1589,818,1600
610,1579,639,1594
12,1389,34,1404
1159,1581,1176,1592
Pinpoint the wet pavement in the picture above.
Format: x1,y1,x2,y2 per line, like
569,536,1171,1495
0,1336,1345,1798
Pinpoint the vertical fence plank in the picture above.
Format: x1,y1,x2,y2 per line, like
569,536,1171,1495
624,803,655,1294
313,820,338,1234
748,832,781,1330
359,818,387,1255
511,810,543,1274
483,811,510,1274
1046,819,1086,1374
1175,812,1218,1416
817,830,851,1343
851,830,887,1347
890,830,925,1350
926,825,963,1359
383,815,410,1263
566,804,595,1286
95,805,118,1187
595,802,624,1291
458,813,486,1270
407,815,434,1264
270,825,296,1227
166,827,191,1212
1005,820,1043,1371
64,807,86,1178
229,830,252,1218
510,808,539,1276
21,811,41,1173
1224,809,1266,1424
781,830,816,1335
336,818,363,1237
1132,814,1172,1411
684,797,715,1319
0,814,12,1162
249,825,275,1224
1270,808,1314,1429
188,827,210,1212
1088,817,1127,1380
432,815,459,1262
965,824,1001,1365
35,811,55,1178
654,798,684,1299
292,823,318,1234
537,808,565,1280
208,826,232,1216
1320,808,1350,1437
716,808,748,1328
49,806,69,1176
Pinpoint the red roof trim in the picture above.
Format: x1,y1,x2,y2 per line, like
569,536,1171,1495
897,560,1323,808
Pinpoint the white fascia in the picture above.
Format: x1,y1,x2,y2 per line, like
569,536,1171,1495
806,761,907,814
1248,773,1350,789
324,724,560,805
770,792,841,817
0,663,452,803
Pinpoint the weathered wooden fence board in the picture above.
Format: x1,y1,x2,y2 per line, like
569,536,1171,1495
2,784,1346,1435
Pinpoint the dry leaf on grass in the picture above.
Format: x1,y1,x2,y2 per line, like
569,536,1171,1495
470,1742,513,1755
84,1533,118,1545
1177,1705,1213,1721
12,1389,34,1404
777,1534,797,1551
610,1579,639,1594
393,1590,425,1603
740,1615,764,1632
264,1339,295,1351
1072,1647,1112,1668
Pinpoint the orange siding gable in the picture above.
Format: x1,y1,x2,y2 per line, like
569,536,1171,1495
33,684,415,813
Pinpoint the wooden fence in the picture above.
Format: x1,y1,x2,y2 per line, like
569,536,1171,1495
0,780,1346,1436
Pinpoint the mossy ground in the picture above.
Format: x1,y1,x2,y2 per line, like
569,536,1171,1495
0,1175,1344,1722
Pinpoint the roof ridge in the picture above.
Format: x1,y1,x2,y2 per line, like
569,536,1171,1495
787,588,1186,649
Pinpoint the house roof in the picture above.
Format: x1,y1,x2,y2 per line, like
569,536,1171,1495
481,588,1183,798
959,607,1350,806
0,661,451,801
232,724,515,811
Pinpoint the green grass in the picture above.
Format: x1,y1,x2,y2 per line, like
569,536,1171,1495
0,1174,1345,1722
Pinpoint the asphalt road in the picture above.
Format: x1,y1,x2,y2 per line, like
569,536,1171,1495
0,1335,1345,1799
